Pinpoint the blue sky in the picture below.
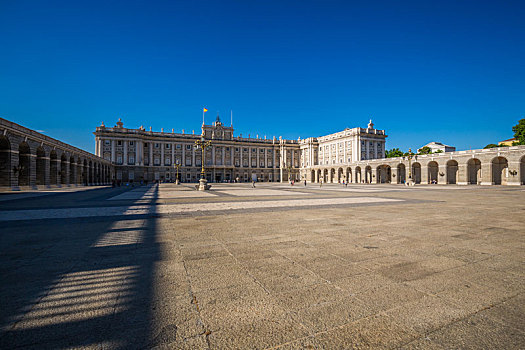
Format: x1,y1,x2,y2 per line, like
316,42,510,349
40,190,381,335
1,0,524,153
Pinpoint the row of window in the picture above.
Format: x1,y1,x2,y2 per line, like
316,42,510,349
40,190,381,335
104,139,282,154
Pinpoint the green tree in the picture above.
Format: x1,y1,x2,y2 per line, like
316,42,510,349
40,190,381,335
484,143,499,149
418,146,432,155
386,148,404,158
434,149,443,153
512,118,525,145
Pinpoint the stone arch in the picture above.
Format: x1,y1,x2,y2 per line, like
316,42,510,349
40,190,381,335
377,165,391,183
397,163,406,184
18,142,31,187
330,168,336,183
317,169,322,183
50,150,58,185
355,166,362,183
428,161,439,184
491,156,508,185
311,170,315,183
0,135,11,187
446,160,458,184
323,169,328,183
60,153,67,185
467,158,481,185
412,162,421,184
36,146,46,186
346,167,352,183
365,166,372,184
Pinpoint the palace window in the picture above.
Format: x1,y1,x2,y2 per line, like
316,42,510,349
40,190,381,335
117,140,122,146
154,158,160,165
104,140,110,145
186,144,192,150
176,144,181,149
235,147,239,152
185,158,192,166
166,144,171,149
155,143,160,148
129,141,134,146
128,156,135,164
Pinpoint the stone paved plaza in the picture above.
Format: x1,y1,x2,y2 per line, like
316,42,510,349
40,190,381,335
0,183,523,349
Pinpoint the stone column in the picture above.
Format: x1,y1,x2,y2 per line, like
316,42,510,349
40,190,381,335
29,153,37,189
371,168,378,184
149,143,153,167
457,164,468,185
123,141,128,165
248,147,251,168
507,161,522,186
160,143,164,167
240,148,243,168
111,140,116,162
256,148,260,169
438,164,447,184
64,159,70,186
480,162,492,185
420,164,429,184
391,167,398,184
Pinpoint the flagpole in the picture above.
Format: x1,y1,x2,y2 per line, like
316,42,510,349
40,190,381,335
202,108,204,125
230,110,233,127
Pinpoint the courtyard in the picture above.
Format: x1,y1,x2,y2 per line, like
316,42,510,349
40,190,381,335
0,183,523,349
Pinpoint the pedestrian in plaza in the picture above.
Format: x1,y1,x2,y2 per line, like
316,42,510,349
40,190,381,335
304,179,307,186
252,180,256,188
320,178,323,188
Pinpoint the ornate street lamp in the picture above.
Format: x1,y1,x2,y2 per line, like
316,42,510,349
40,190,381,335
406,148,414,186
194,135,212,191
174,161,181,185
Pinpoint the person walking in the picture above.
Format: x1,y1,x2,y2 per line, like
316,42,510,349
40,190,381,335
252,180,256,188
320,178,323,188
304,179,307,186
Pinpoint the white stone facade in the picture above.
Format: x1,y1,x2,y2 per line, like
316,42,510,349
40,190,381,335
94,117,386,183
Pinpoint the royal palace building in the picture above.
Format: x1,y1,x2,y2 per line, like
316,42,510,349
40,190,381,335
94,116,387,183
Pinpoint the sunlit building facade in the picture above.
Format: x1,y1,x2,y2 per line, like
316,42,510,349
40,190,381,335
94,117,387,183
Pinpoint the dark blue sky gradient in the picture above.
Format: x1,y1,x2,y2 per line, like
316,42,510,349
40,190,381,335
1,0,524,153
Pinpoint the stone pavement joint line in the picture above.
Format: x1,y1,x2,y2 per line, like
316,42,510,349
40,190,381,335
0,197,403,221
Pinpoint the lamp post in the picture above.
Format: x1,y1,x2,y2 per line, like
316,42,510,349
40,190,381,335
174,161,181,185
287,164,293,184
194,135,212,190
406,148,414,186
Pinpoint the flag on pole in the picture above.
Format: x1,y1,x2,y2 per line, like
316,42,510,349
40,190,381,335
203,108,208,112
